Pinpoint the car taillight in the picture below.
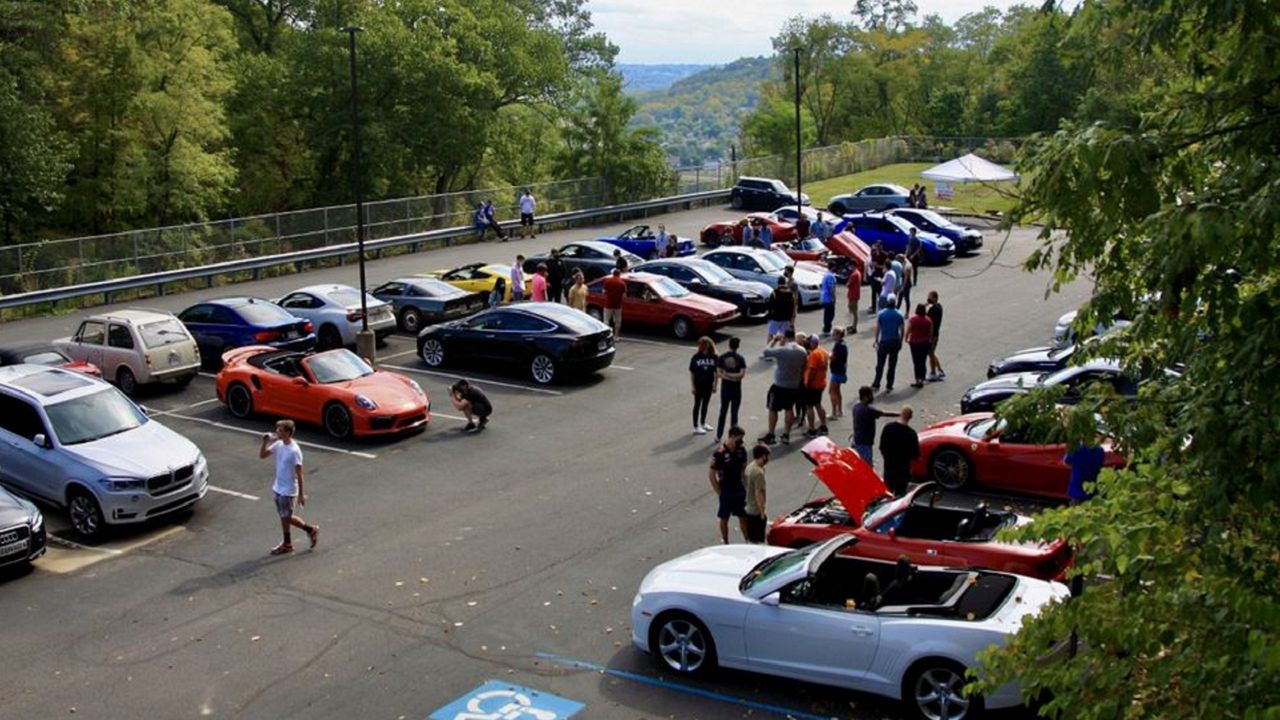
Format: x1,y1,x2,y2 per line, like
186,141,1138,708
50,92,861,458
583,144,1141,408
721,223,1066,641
346,310,365,322
144,353,152,366
255,330,283,342
302,321,314,333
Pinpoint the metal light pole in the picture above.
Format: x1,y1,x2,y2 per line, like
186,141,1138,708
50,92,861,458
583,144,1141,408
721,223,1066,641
792,47,803,227
343,26,376,363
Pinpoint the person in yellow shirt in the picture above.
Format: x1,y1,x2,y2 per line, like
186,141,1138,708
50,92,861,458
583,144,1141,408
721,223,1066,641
568,271,588,312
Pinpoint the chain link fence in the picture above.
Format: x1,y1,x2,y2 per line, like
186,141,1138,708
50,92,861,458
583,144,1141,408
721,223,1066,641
0,136,1020,297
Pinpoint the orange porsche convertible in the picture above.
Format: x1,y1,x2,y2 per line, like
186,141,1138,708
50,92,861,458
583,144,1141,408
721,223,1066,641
215,346,430,439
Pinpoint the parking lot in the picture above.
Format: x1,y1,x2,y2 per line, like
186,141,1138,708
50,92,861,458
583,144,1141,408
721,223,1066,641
0,205,1089,720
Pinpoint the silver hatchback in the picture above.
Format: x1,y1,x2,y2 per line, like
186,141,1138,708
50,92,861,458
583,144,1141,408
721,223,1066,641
0,365,208,538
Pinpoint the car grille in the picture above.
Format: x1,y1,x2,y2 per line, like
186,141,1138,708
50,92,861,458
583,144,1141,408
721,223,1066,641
0,525,31,558
148,464,195,495
397,412,428,428
370,416,395,430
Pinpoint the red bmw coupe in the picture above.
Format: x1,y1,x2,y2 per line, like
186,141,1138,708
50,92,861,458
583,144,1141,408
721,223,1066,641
766,436,1074,580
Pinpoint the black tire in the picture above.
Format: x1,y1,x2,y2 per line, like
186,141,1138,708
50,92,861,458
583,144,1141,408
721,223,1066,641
323,402,353,439
586,306,604,321
530,353,557,385
650,612,717,676
730,194,744,210
929,447,974,491
903,659,982,720
399,307,422,333
420,337,445,367
226,383,254,419
174,373,194,388
701,229,721,247
116,366,137,396
671,316,694,340
318,324,342,350
829,202,847,216
67,489,105,540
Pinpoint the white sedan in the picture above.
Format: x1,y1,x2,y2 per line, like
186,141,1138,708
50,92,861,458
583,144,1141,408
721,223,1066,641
631,536,1069,720
276,284,396,350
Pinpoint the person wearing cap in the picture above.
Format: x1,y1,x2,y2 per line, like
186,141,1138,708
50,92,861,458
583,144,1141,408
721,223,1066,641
872,294,905,393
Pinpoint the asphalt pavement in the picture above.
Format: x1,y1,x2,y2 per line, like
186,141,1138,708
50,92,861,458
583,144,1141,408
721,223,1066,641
0,206,1090,720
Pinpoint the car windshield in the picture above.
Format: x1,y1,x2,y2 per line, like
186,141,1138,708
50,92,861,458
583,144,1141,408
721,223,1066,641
307,350,374,384
413,279,466,298
139,319,190,349
862,495,907,527
739,546,814,593
756,252,789,271
327,288,365,307
965,417,1004,440
885,214,917,233
1042,367,1082,386
692,262,733,283
23,350,71,366
770,180,791,193
650,277,690,298
237,301,296,325
912,209,952,228
45,387,146,445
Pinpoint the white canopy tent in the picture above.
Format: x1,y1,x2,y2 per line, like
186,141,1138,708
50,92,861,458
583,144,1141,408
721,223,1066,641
920,153,1019,201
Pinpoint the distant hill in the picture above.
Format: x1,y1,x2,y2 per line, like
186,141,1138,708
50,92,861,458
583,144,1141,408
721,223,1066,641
630,57,777,166
617,64,713,93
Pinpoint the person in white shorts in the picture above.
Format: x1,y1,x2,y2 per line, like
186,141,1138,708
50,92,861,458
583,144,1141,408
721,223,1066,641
259,419,318,555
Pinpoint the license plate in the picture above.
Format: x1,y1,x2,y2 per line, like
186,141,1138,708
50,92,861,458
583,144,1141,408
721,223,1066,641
285,330,298,339
597,340,608,351
168,353,180,366
0,538,29,556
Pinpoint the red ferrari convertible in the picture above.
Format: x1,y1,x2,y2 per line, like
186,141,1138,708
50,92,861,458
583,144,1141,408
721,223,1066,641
766,436,1074,580
910,413,1127,500
216,346,430,439
585,272,739,339
700,213,799,247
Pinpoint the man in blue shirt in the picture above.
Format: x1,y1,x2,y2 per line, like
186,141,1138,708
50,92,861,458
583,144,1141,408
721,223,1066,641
872,295,904,393
759,223,773,249
819,267,838,336
1065,442,1106,503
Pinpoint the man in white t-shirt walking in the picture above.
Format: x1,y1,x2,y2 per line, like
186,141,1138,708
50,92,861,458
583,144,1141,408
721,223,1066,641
258,419,318,555
518,190,537,240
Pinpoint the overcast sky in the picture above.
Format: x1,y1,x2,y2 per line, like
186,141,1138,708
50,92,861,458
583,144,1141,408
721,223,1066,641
589,0,1034,64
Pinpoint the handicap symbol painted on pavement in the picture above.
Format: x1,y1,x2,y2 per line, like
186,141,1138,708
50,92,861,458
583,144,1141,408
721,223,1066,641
429,680,584,720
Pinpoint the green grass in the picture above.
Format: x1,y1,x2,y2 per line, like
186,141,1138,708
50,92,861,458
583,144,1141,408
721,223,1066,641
802,162,1020,216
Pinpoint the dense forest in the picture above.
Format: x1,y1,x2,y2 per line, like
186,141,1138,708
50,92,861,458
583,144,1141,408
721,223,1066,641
631,57,776,166
0,0,673,245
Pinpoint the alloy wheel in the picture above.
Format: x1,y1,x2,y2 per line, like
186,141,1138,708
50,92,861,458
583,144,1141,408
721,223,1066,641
421,339,445,366
914,666,971,720
69,492,103,538
656,618,708,674
227,384,253,418
530,354,556,384
324,404,352,439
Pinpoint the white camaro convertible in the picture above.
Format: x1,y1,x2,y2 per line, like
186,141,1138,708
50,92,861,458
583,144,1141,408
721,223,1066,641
632,536,1069,720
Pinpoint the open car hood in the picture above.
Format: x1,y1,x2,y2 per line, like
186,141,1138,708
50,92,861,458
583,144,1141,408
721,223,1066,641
801,436,890,522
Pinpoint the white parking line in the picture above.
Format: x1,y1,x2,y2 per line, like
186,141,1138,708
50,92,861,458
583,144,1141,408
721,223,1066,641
162,412,379,459
378,348,418,361
198,372,217,379
617,336,679,347
383,365,563,396
208,485,260,501
149,397,221,417
611,365,635,370
47,536,125,555
433,412,467,421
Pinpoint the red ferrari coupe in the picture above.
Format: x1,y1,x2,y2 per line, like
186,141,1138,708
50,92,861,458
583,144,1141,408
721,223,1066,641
699,213,799,247
767,436,1074,580
585,272,739,339
216,346,430,439
910,412,1127,500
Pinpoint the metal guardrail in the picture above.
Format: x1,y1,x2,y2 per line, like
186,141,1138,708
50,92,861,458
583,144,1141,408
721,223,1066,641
0,189,729,311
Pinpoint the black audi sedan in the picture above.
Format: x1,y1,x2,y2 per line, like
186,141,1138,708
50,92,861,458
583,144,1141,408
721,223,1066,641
416,303,614,385
0,486,46,570
634,258,773,321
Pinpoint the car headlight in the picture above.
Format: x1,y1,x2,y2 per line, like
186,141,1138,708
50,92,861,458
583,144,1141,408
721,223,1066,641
803,284,818,291
355,394,378,411
194,453,208,475
99,477,146,491
30,509,43,532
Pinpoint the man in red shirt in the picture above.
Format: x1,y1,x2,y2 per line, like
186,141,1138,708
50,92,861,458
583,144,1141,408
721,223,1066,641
601,268,626,338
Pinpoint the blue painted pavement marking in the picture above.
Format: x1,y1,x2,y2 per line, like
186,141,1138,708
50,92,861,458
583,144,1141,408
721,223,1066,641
428,679,584,720
535,652,835,720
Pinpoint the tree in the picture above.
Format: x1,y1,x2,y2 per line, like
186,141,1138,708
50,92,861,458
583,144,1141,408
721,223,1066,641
974,1,1280,717
771,15,854,146
0,71,73,245
556,72,672,203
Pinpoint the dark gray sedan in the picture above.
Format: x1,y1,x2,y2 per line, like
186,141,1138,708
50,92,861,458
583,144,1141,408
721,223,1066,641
827,183,913,214
371,277,489,334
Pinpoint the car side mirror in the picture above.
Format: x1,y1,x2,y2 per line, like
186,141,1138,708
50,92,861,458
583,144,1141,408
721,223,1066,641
292,377,309,387
32,433,50,449
760,592,780,607
138,405,152,416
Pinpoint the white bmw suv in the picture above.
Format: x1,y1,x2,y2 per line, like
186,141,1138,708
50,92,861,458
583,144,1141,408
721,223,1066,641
0,365,208,538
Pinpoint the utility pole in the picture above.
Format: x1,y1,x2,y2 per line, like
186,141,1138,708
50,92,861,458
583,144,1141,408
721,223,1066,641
793,47,803,224
343,26,376,363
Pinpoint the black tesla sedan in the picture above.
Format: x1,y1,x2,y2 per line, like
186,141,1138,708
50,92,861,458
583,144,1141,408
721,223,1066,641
415,303,614,385
986,343,1078,378
522,240,643,282
634,258,773,321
